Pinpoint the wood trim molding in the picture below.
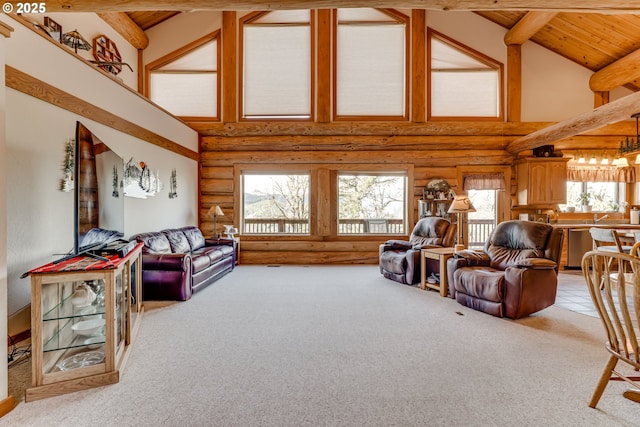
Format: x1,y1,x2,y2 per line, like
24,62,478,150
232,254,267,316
411,9,426,123
41,1,640,13
0,396,15,418
316,9,331,123
506,44,522,122
0,21,14,38
222,11,237,123
6,65,198,161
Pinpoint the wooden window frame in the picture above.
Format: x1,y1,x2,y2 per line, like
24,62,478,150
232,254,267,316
427,28,504,122
145,31,221,122
239,10,316,122
335,170,409,236
332,8,410,122
234,163,413,240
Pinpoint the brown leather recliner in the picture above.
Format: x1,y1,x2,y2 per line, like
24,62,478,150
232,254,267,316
447,220,564,319
379,217,456,285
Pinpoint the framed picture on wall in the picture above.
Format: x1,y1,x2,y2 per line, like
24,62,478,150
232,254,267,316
44,17,62,43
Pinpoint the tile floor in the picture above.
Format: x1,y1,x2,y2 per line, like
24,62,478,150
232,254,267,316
555,269,598,317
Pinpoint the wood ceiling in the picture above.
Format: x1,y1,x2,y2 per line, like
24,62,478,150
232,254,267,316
125,11,179,30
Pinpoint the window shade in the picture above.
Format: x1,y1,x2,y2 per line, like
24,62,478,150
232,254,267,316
336,24,405,116
463,173,506,190
243,25,311,117
567,166,635,183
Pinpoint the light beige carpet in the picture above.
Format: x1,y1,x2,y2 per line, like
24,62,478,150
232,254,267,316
3,265,640,426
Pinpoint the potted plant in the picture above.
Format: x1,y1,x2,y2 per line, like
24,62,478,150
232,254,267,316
579,192,592,212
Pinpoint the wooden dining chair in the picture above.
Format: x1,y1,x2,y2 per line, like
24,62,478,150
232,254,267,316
582,250,640,408
589,228,633,254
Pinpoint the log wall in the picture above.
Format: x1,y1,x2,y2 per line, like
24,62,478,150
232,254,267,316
200,127,517,264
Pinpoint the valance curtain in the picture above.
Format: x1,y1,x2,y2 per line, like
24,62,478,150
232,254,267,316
463,173,506,190
567,165,635,183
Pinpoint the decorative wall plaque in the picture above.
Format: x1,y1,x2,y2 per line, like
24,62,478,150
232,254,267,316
44,17,62,43
92,35,122,75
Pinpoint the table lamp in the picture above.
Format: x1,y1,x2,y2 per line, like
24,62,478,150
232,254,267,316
447,195,476,250
208,205,224,237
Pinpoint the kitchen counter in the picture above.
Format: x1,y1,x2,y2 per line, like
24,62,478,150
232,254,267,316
551,223,639,229
551,222,640,269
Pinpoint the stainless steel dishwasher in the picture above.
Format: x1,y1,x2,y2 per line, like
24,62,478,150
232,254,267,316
566,228,593,269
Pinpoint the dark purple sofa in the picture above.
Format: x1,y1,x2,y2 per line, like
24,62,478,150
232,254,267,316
130,226,235,301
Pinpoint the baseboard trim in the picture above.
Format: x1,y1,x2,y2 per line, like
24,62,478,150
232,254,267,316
0,395,15,418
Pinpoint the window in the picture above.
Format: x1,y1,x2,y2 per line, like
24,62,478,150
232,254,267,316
467,190,497,249
428,29,503,119
565,182,624,212
241,173,310,234
338,173,406,235
241,10,313,119
147,32,219,120
334,8,408,119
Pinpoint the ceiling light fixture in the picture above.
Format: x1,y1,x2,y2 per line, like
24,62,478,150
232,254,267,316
615,112,640,167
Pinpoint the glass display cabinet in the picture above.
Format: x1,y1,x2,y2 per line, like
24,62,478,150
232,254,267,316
26,244,143,402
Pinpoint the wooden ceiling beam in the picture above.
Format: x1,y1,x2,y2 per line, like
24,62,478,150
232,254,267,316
589,49,640,92
504,11,558,45
97,12,149,49
39,1,640,13
506,90,640,154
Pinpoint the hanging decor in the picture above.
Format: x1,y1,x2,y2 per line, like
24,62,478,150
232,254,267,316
91,34,132,75
60,138,74,192
112,165,120,198
44,17,62,43
123,157,163,199
168,168,178,199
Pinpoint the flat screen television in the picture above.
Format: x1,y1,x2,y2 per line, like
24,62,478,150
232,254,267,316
73,121,125,256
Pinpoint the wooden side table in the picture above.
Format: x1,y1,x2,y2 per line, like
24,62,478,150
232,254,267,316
420,247,455,297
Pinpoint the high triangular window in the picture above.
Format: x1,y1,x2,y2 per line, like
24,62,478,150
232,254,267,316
428,29,503,119
147,32,219,120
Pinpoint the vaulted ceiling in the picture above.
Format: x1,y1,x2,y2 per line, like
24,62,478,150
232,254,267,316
108,3,640,94
44,1,640,146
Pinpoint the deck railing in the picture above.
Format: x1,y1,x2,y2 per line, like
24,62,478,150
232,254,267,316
468,219,496,248
243,218,405,234
243,218,495,245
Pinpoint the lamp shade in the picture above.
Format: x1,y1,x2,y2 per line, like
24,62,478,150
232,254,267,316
447,195,476,214
62,29,91,54
208,205,224,216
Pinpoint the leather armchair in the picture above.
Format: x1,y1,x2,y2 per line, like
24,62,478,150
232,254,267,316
447,220,563,319
379,217,456,285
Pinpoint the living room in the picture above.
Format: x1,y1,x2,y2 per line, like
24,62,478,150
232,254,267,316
1,1,640,423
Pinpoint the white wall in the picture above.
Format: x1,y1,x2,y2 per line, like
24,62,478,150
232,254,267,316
144,11,222,65
0,23,10,403
21,12,139,89
2,14,199,318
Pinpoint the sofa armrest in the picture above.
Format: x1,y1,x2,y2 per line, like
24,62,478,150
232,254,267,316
380,240,412,252
510,258,558,270
204,237,235,248
142,253,190,271
454,250,491,267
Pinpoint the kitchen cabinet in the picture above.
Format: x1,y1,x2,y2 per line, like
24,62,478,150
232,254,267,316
516,157,569,206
